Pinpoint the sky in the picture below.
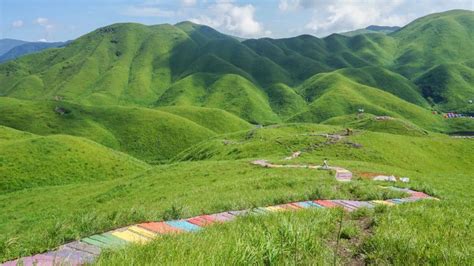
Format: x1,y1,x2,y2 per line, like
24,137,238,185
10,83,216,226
1,0,473,42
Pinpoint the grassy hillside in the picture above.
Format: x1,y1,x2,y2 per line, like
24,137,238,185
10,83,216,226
335,66,428,106
392,10,474,78
291,72,447,132
157,106,252,134
415,63,474,112
0,126,148,193
322,114,429,136
157,74,280,124
1,124,473,264
0,97,220,163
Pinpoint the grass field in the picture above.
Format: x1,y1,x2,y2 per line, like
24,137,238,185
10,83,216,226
1,124,473,264
95,125,474,265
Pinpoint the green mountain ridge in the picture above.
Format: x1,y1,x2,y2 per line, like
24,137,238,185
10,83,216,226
0,10,472,148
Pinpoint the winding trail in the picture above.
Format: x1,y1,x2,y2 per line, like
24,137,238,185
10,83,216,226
2,158,437,266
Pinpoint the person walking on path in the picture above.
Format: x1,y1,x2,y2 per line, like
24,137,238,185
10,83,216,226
322,158,329,169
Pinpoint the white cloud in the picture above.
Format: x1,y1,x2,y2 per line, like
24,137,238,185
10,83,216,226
12,20,24,28
181,0,197,7
278,0,412,36
191,1,267,37
37,38,48,42
123,6,175,17
35,17,49,26
34,17,55,41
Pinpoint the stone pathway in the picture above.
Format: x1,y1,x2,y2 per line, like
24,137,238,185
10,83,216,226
250,159,352,182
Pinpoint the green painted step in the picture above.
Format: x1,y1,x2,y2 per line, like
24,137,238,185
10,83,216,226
81,237,110,249
89,233,127,247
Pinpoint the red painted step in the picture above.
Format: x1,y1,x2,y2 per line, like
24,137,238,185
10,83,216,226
187,216,215,227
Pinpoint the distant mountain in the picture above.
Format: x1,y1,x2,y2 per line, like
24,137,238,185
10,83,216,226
0,10,472,127
0,41,67,63
340,25,401,37
0,39,27,55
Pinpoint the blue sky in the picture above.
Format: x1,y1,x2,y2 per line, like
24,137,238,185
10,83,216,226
1,0,473,42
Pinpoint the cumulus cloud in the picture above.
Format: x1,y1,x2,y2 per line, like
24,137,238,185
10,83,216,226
35,17,50,26
279,0,413,36
191,0,268,37
12,20,24,28
34,17,55,41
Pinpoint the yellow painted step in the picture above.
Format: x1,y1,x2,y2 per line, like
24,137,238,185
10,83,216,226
372,200,395,206
112,230,150,243
265,206,285,212
128,225,158,239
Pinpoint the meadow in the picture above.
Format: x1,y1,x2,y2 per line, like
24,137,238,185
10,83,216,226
1,123,473,264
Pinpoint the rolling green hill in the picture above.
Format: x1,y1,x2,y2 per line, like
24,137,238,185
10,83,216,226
0,10,472,128
391,10,474,79
157,106,252,134
0,126,149,193
291,71,446,131
415,63,474,112
0,97,224,163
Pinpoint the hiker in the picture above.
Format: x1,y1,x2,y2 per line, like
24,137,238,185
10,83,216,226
322,158,329,169
346,128,353,136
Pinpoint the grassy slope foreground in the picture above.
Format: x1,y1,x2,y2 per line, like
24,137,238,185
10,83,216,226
100,125,474,265
0,124,473,264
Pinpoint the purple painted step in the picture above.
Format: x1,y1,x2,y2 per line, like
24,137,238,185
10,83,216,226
208,212,235,222
341,200,374,208
63,241,101,256
6,254,57,266
45,246,95,265
331,200,358,211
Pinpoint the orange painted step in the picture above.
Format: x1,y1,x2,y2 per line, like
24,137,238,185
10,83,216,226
277,204,300,210
138,222,183,234
288,203,303,209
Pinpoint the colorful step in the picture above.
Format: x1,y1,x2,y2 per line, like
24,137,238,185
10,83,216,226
165,220,202,232
63,241,101,256
314,200,339,208
138,222,184,234
111,229,150,243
